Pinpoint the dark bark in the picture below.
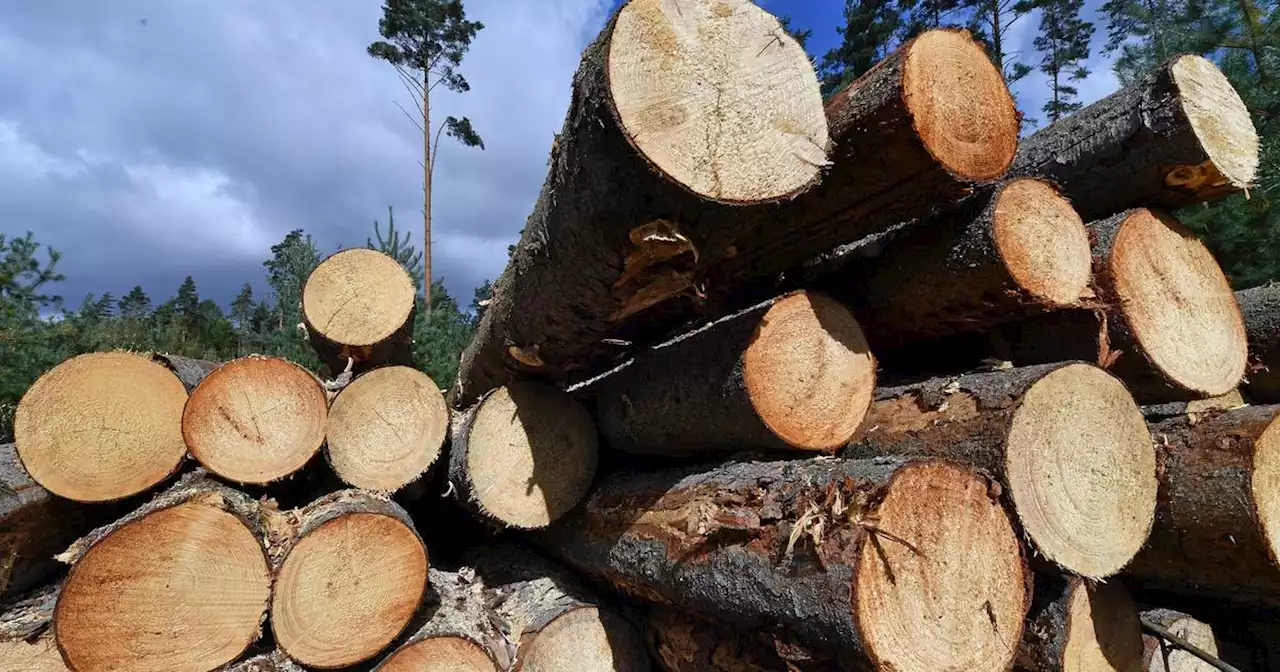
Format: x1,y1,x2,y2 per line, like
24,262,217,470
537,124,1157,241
452,25,1015,407
1237,284,1280,403
1124,405,1280,608
533,456,1022,671
1011,56,1250,220
643,606,793,672
1016,575,1144,671
802,180,1083,348
304,301,415,379
0,583,63,671
1141,389,1245,421
373,567,510,671
1016,575,1075,671
151,353,220,393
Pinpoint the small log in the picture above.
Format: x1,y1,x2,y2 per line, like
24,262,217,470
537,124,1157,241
183,355,327,485
375,568,507,672
53,472,273,672
325,365,449,491
998,208,1247,400
449,382,598,529
535,457,1029,671
451,19,1019,408
151,353,220,392
804,178,1093,348
1123,404,1280,609
270,490,428,669
1017,575,1144,671
0,584,65,672
594,290,875,456
14,351,188,502
1142,608,1223,672
1235,284,1280,403
846,362,1158,579
644,606,792,672
302,248,417,376
1011,54,1259,220
470,543,651,672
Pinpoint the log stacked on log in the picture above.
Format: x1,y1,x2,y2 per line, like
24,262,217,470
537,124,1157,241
1017,575,1145,671
302,247,417,375
1141,608,1223,672
1236,283,1280,402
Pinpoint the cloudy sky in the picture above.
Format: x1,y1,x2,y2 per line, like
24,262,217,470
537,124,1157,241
0,0,1120,311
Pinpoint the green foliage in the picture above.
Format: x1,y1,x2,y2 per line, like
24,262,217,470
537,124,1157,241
412,280,475,388
369,206,424,290
820,0,906,96
779,15,814,49
1035,0,1095,122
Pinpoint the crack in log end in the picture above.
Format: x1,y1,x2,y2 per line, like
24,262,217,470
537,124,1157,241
1162,160,1230,191
609,219,700,322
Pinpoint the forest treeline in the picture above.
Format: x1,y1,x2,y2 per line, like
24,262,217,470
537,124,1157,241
0,210,492,442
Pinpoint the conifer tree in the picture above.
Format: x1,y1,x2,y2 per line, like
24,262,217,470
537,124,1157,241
1035,0,1094,121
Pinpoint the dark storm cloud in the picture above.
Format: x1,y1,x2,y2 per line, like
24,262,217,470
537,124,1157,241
0,0,608,307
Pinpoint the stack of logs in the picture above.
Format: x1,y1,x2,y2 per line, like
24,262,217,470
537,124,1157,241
1,0,1276,670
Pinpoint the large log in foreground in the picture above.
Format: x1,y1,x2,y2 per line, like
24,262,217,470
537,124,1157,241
1000,208,1246,400
183,355,328,485
805,178,1093,348
1236,284,1280,403
325,365,449,491
1017,575,1144,671
846,362,1158,579
302,248,417,375
375,568,507,672
15,351,188,502
1124,404,1280,609
1011,54,1258,220
53,473,273,672
450,382,598,529
451,14,1019,407
594,290,875,456
270,490,428,669
536,457,1029,671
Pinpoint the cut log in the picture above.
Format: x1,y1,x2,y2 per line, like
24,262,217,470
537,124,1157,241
644,606,792,672
270,490,428,668
1016,575,1144,671
183,355,327,485
451,18,1019,408
594,290,875,456
469,543,651,672
846,362,1157,579
375,568,506,672
1142,389,1246,421
998,208,1247,400
535,457,1029,671
449,382,598,529
302,248,417,375
804,178,1093,348
151,353,221,392
0,584,65,672
1010,54,1258,220
53,472,273,672
1235,284,1280,403
1141,609,1222,672
325,365,448,491
1123,404,1280,608
15,351,188,502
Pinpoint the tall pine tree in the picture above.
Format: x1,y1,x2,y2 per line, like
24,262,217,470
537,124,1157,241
820,0,906,97
1035,0,1095,121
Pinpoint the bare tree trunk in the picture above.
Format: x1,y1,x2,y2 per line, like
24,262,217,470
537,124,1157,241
423,75,432,310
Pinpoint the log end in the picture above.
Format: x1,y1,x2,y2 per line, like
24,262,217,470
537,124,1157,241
326,366,448,491
745,291,876,450
904,29,1019,182
608,0,828,202
1170,54,1259,191
302,248,416,349
0,637,64,672
854,461,1028,672
183,356,327,485
378,636,499,672
54,500,272,672
272,511,428,668
462,383,598,529
1006,363,1157,578
1250,412,1280,568
1142,611,1220,672
1060,581,1145,671
520,606,651,672
1111,209,1247,397
993,178,1092,306
15,351,188,502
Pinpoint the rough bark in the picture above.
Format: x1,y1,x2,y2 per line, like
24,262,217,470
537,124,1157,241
0,443,102,600
373,567,509,671
802,179,1090,348
151,353,221,392
451,24,1017,407
533,457,1027,671
1141,389,1246,421
1237,284,1280,403
0,583,64,672
1124,405,1280,609
1010,55,1255,220
1016,574,1144,671
643,606,792,672
222,651,305,672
